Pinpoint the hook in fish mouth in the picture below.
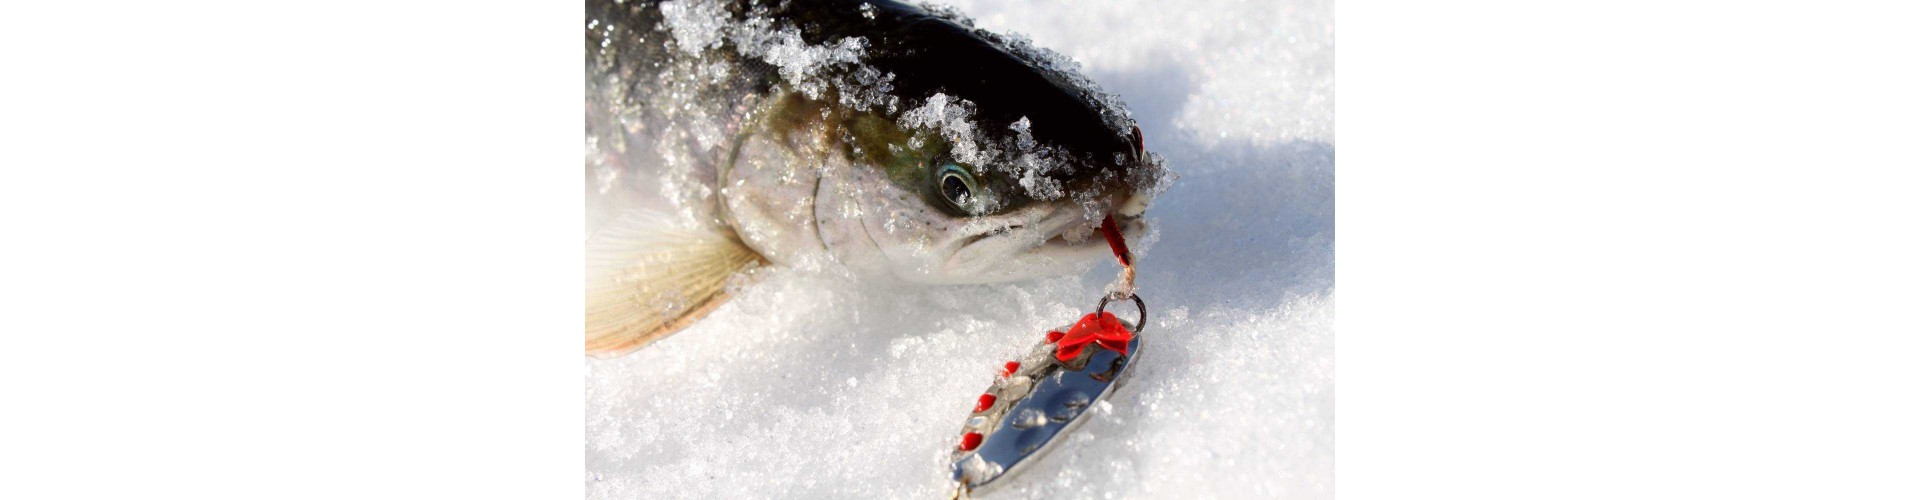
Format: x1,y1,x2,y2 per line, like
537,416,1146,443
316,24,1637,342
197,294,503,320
1038,210,1143,255
1049,189,1150,251
942,200,1147,279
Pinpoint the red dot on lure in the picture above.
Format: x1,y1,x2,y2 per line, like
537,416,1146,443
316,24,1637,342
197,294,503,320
1000,361,1021,378
973,394,996,413
1046,330,1064,343
959,432,983,451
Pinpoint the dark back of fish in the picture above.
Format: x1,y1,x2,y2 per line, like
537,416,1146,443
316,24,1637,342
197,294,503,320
773,1,1138,178
587,0,1143,200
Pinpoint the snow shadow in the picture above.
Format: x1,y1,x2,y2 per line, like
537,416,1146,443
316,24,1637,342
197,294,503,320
1090,60,1335,312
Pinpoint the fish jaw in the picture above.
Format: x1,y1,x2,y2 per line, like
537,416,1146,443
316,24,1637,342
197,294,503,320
886,188,1148,285
936,205,1148,284
810,158,1152,285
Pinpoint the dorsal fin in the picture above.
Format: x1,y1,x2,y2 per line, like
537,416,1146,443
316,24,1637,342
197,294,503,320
585,210,766,357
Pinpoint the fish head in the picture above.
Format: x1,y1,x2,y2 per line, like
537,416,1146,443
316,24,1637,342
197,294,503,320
813,7,1168,284
824,141,1157,285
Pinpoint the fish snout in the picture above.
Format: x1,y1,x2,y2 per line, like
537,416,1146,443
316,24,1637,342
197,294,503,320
1106,124,1154,220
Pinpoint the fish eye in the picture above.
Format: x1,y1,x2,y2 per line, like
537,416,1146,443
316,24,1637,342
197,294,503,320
937,163,983,214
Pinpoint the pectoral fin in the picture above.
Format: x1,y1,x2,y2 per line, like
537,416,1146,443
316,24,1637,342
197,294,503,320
586,210,765,357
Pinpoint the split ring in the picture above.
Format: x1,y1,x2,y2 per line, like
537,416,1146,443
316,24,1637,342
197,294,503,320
1095,293,1147,334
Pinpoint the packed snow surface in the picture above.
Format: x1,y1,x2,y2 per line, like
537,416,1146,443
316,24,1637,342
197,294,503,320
585,0,1334,497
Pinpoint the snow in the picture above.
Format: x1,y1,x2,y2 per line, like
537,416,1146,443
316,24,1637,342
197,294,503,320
585,0,1334,497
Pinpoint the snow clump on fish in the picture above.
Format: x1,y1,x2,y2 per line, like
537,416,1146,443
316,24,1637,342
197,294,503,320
649,0,1164,234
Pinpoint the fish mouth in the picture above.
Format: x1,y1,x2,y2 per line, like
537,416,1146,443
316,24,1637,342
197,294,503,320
1035,210,1143,255
1052,190,1152,251
942,192,1149,280
1033,190,1149,255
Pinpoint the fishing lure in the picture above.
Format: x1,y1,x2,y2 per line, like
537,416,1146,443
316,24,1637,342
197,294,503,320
948,215,1146,497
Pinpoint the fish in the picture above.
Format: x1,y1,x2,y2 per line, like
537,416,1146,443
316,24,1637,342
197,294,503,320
585,0,1169,356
